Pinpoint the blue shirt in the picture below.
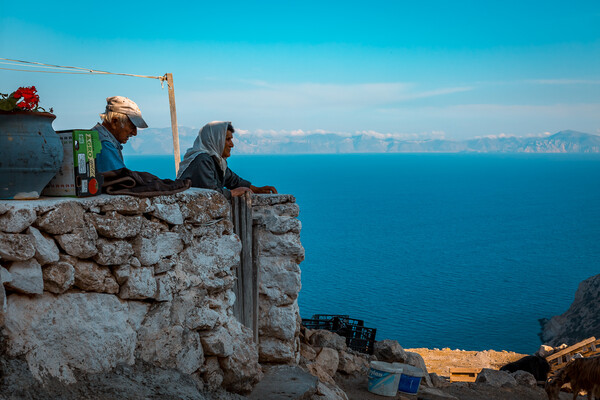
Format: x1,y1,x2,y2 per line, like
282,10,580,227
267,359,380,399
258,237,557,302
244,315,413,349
93,123,126,173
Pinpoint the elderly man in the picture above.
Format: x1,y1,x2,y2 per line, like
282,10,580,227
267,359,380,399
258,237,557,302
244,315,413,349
93,96,148,173
177,121,277,199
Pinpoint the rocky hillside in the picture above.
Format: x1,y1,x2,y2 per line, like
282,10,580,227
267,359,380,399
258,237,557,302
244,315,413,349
125,129,600,155
539,273,600,346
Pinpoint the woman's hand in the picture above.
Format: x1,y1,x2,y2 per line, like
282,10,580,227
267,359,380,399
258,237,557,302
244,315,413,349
230,187,253,197
250,185,278,194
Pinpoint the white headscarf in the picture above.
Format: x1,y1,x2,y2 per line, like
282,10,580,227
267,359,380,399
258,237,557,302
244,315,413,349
177,121,230,179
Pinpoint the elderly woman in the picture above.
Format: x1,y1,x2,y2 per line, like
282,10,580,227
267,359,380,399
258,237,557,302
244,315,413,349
177,121,277,199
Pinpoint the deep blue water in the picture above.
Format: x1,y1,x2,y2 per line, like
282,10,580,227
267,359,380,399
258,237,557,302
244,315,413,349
128,153,600,353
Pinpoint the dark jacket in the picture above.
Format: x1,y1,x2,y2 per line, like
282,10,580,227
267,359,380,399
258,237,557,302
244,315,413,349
178,153,250,200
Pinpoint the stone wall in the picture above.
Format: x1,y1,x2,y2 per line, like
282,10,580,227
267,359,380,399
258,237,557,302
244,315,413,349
0,190,304,395
253,195,304,364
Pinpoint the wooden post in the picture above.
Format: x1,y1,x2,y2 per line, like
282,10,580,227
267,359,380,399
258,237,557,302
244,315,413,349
231,193,258,342
165,73,181,174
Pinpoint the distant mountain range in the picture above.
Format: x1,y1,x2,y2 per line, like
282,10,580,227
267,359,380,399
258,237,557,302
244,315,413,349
124,129,600,155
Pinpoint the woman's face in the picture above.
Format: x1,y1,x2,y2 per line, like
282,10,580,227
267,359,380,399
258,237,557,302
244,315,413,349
222,129,234,158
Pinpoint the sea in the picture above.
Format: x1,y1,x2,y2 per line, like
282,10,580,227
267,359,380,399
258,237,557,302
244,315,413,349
127,153,600,354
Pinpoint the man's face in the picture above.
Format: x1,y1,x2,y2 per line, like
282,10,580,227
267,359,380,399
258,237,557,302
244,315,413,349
222,130,234,158
111,118,137,144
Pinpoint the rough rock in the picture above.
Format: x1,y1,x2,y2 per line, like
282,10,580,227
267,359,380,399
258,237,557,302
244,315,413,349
259,304,298,341
6,258,43,294
536,344,554,358
511,370,537,387
99,196,152,215
36,202,85,234
42,261,75,294
307,362,336,385
71,258,119,293
405,350,433,387
0,207,37,233
200,326,234,357
256,230,305,262
202,356,224,391
374,339,407,363
28,226,60,265
0,233,36,261
219,321,263,394
475,368,517,387
88,211,142,239
0,266,12,284
259,337,296,363
315,347,340,378
3,293,146,383
136,303,204,375
186,307,220,331
151,202,184,225
133,232,183,266
55,220,98,258
117,266,157,300
94,238,134,265
429,372,451,388
311,381,349,400
539,273,600,346
337,351,368,376
309,330,348,352
258,256,301,306
301,343,318,361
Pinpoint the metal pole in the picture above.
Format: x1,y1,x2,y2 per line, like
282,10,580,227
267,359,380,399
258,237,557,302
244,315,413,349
165,73,181,174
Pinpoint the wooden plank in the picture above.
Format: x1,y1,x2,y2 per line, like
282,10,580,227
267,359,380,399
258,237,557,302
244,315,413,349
251,213,260,343
546,337,597,362
241,192,253,332
450,367,479,383
165,73,181,175
232,197,243,322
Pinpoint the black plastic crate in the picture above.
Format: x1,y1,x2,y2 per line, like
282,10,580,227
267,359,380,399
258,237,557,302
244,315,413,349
302,314,376,354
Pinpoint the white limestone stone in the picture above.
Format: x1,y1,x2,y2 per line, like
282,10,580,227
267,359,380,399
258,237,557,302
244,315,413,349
42,261,75,294
0,266,13,284
55,220,98,258
0,207,37,233
88,211,142,239
256,230,305,262
118,267,157,300
27,226,60,266
151,203,184,225
200,326,234,357
186,306,220,331
258,337,295,363
94,238,134,266
202,357,224,391
219,321,263,394
6,259,43,294
133,232,183,266
36,202,85,234
4,293,139,383
315,347,340,378
0,233,36,261
72,258,119,294
258,256,301,306
259,304,298,341
136,303,204,374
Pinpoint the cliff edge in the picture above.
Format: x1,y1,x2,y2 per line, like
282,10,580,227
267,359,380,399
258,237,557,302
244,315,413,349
539,273,600,346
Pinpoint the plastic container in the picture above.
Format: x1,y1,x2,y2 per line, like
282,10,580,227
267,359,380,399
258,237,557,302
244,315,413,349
367,361,403,397
396,363,425,394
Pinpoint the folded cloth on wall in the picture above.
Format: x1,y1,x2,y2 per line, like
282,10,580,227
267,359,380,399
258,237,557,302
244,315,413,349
102,168,191,197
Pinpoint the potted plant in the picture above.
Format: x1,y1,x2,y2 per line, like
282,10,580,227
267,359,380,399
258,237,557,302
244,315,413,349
0,86,63,199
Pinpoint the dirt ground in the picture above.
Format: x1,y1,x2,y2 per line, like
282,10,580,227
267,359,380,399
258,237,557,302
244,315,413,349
335,348,588,400
405,347,527,376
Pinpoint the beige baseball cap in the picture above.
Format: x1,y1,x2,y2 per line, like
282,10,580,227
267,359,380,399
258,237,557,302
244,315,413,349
105,96,148,128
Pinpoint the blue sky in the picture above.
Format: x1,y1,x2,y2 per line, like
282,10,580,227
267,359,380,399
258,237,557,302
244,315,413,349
2,0,599,144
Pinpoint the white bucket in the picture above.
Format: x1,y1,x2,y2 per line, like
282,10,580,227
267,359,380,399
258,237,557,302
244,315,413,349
394,363,425,394
367,361,403,397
